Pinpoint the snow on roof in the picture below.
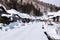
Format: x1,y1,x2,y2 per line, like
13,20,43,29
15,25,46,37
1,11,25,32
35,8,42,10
47,12,57,17
47,12,55,15
47,10,60,18
0,4,7,11
7,9,18,14
38,0,60,7
7,9,35,19
1,14,12,18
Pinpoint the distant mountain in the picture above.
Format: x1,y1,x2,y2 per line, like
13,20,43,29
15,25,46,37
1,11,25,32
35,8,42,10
0,0,60,16
39,0,60,7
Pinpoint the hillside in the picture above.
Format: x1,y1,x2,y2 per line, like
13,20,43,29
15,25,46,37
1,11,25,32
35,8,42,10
39,0,60,7
0,0,60,16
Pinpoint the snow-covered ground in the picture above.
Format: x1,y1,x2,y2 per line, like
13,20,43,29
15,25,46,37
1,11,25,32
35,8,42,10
43,22,60,39
0,22,48,40
0,9,60,40
39,0,60,7
6,9,35,19
0,9,48,40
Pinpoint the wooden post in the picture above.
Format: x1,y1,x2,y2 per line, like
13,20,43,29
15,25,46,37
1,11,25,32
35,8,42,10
53,17,56,22
57,16,59,22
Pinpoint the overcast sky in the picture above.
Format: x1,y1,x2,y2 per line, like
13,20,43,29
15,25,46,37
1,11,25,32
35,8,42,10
39,0,60,7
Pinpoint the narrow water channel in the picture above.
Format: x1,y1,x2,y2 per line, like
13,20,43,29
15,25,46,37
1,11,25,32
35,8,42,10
44,32,55,40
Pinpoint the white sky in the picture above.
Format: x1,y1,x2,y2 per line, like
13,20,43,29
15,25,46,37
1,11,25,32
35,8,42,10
39,0,60,7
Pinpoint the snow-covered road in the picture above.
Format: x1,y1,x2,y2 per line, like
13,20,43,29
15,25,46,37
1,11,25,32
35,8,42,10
0,22,48,40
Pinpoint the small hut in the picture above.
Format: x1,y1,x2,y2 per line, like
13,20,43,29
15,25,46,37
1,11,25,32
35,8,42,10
47,11,60,22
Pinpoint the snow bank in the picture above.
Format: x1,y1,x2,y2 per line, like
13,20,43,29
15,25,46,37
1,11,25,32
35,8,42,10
44,21,60,39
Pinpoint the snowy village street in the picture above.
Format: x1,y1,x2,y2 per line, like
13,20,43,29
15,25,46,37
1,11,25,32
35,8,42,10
0,20,60,40
0,9,60,40
0,0,60,39
0,22,48,40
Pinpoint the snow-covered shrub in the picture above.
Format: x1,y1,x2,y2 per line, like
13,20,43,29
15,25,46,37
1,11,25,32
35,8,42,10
0,16,11,24
56,27,60,35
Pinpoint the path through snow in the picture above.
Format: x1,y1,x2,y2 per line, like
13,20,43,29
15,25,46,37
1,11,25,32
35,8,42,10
0,22,48,40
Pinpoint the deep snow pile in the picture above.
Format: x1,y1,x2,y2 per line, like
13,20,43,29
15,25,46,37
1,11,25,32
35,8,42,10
6,9,35,19
47,10,60,18
43,22,60,39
